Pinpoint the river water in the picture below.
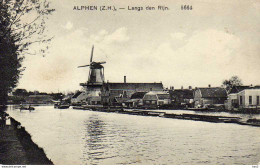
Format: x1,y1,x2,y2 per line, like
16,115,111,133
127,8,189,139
6,106,260,165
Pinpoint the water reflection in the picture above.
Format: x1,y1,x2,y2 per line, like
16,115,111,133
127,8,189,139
82,114,108,164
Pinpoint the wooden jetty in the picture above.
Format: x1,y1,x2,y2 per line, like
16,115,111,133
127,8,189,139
164,113,241,123
120,109,165,116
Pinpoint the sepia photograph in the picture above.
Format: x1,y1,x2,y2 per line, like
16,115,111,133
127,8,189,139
0,0,260,166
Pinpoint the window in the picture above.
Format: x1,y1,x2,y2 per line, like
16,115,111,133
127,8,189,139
257,96,259,105
240,96,243,105
249,96,252,105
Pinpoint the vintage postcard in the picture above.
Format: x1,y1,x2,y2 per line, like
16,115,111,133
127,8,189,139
0,0,259,166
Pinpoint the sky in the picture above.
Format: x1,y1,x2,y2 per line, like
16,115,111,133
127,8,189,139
17,0,260,93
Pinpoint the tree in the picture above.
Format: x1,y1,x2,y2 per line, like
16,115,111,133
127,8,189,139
0,0,54,105
13,88,28,96
222,76,243,91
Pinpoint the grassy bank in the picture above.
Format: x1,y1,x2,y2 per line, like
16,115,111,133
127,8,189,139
0,117,53,165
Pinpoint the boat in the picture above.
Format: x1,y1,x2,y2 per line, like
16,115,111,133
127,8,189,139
20,106,35,111
54,103,70,109
57,104,70,109
237,118,260,127
187,107,215,111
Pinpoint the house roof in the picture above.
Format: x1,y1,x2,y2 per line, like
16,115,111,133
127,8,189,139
229,85,260,94
143,94,158,101
143,91,170,100
169,89,194,99
197,87,227,98
130,92,147,99
72,91,82,98
145,91,167,95
157,94,170,99
229,86,250,94
104,82,163,91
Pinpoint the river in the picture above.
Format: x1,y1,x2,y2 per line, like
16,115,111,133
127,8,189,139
6,105,260,165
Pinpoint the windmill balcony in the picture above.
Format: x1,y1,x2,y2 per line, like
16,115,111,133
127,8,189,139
80,82,103,86
80,83,87,86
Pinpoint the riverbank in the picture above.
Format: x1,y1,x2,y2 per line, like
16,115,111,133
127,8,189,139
73,106,260,127
0,117,53,165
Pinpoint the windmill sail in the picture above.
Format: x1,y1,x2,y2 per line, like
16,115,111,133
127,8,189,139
78,65,90,68
77,45,106,84
90,45,94,63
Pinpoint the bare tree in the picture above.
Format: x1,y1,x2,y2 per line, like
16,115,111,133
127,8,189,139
0,0,54,104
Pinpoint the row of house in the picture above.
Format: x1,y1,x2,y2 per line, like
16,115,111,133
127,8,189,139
71,78,260,111
71,82,172,108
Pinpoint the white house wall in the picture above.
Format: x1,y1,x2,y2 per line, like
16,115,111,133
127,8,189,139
237,89,260,108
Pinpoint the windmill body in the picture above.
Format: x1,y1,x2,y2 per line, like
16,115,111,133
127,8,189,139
88,63,105,84
78,46,106,104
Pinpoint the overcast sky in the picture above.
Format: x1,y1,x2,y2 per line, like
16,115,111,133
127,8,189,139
18,0,260,93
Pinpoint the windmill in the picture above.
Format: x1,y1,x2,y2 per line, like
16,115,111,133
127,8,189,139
78,45,106,85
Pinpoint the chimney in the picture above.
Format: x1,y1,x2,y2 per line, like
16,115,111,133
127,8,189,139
181,86,183,90
124,76,126,83
189,86,192,90
208,84,211,88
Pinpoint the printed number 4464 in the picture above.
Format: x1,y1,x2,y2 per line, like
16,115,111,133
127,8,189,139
181,5,192,10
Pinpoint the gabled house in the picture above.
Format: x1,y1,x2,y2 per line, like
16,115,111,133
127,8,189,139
194,87,227,108
157,93,171,106
142,91,171,109
124,92,147,108
71,91,82,105
169,89,194,108
71,92,89,105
